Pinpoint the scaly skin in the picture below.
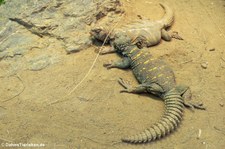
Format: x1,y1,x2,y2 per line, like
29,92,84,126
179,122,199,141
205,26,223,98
103,35,205,144
90,3,182,54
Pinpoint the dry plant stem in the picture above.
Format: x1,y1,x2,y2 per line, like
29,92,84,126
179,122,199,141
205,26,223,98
48,15,124,105
214,126,225,135
221,57,225,62
2,74,25,103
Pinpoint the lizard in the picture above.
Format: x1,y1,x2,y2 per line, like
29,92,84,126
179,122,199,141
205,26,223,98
102,34,205,144
90,3,183,55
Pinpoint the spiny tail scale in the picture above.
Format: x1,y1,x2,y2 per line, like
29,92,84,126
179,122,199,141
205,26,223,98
121,91,184,143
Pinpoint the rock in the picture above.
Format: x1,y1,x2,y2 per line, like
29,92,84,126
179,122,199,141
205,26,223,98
201,62,208,69
28,55,51,71
0,0,123,58
206,46,215,51
0,51,7,60
66,40,92,54
0,30,35,58
209,48,215,51
219,102,224,107
0,0,123,74
65,33,92,54
65,45,82,54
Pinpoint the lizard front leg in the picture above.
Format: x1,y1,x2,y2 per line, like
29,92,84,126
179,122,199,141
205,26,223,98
118,78,147,93
118,78,165,95
103,57,131,69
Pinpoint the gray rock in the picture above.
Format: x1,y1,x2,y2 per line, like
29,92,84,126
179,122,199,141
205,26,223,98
201,62,208,69
28,55,51,71
0,31,35,58
0,0,123,73
65,45,82,54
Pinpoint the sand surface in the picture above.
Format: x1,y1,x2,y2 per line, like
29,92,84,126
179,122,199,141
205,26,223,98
0,0,225,148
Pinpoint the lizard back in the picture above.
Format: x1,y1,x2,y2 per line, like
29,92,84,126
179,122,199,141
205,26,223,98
128,47,176,93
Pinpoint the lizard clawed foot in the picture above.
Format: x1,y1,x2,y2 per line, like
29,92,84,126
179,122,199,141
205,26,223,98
171,31,183,40
118,78,132,93
100,47,116,55
184,101,206,111
103,61,114,69
95,47,110,54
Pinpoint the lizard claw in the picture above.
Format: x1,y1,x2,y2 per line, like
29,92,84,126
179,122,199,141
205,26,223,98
100,49,109,55
171,31,183,40
100,47,116,55
118,78,131,89
120,89,129,93
103,62,113,69
184,101,206,110
94,47,114,55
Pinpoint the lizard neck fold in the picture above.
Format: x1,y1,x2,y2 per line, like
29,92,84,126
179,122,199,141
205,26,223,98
125,45,141,58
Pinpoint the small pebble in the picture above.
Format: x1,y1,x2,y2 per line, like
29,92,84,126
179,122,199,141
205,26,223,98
205,46,215,51
209,48,215,51
65,45,81,54
201,62,208,69
215,75,221,77
197,129,202,139
219,102,224,107
28,56,51,71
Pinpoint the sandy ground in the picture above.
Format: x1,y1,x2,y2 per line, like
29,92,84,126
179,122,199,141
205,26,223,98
0,0,225,148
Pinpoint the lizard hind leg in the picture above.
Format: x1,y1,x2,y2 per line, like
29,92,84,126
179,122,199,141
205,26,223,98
175,85,205,110
161,29,183,41
161,29,172,41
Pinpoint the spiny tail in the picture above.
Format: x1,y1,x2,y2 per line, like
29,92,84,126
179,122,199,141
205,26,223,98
122,92,184,143
158,3,174,28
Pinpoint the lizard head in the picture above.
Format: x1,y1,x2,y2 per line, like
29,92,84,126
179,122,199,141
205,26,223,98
90,26,111,43
113,33,134,56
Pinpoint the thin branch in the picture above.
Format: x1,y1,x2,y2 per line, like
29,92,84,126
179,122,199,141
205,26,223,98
2,74,25,103
48,14,124,105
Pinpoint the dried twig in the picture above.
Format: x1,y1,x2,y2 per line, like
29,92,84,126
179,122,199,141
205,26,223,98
48,14,124,105
2,74,25,103
221,57,225,62
214,126,225,135
197,129,202,139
